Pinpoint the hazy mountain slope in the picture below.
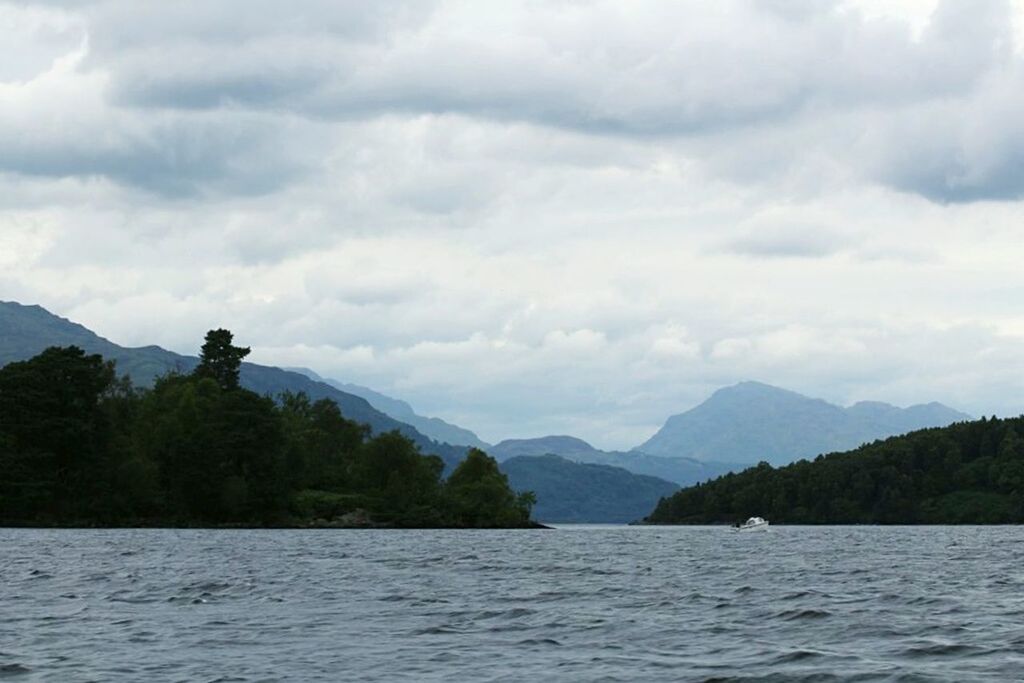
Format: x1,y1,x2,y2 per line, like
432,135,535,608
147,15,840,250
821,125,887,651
490,436,599,461
0,301,184,385
489,436,739,486
0,301,466,468
288,367,489,449
637,381,972,465
501,454,679,523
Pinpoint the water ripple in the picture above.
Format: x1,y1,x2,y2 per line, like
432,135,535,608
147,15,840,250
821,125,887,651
2,526,1023,681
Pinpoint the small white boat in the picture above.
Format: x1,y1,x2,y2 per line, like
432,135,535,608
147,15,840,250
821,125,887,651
733,516,769,532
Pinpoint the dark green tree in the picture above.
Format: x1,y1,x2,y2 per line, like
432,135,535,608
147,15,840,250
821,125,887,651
446,448,534,527
0,337,538,528
0,346,115,520
279,391,367,492
353,431,444,524
134,373,285,523
194,328,250,390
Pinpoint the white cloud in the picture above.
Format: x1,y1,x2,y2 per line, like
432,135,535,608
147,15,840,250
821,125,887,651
2,0,1024,448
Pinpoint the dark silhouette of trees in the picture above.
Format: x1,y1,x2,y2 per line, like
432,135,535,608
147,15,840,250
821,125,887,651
194,328,250,390
645,415,1024,525
0,347,115,521
0,333,536,528
446,448,535,527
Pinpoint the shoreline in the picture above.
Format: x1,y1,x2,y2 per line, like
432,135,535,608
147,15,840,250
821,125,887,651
0,520,554,530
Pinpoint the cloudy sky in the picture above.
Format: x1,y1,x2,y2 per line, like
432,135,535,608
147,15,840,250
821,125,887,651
3,0,1024,449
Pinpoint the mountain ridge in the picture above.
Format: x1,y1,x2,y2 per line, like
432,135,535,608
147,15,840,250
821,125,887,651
636,380,971,465
501,454,679,523
287,367,489,450
488,435,739,486
2,301,975,519
0,300,467,468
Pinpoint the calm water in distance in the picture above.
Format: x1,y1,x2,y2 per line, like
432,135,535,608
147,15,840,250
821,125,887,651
2,526,1023,681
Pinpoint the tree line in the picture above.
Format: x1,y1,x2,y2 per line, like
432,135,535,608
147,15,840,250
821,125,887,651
645,415,1024,524
0,330,535,528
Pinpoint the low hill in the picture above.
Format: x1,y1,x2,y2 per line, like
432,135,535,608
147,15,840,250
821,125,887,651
644,415,1024,525
0,301,466,468
489,436,738,486
501,454,679,523
636,381,971,465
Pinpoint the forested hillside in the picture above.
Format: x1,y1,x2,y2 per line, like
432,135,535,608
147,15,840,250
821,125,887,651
289,367,490,449
0,301,467,470
501,454,678,523
0,334,535,528
645,415,1023,524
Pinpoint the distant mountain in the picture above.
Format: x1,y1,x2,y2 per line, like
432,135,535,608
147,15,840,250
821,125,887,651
488,435,738,486
288,367,489,450
501,454,679,523
636,381,972,466
1,301,183,385
490,435,598,461
0,301,466,469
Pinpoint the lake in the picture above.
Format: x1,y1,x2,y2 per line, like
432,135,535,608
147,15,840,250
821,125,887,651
2,526,1023,681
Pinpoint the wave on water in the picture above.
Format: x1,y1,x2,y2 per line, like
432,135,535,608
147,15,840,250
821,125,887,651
2,526,1023,681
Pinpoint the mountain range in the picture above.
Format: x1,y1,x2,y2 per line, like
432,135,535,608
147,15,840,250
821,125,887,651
1,300,974,522
0,301,467,469
1,302,683,521
489,435,737,486
636,380,972,465
287,368,490,450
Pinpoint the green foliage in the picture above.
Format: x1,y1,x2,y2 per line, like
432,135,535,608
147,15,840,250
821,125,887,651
194,328,250,390
290,490,376,520
0,301,470,472
646,416,1024,525
446,448,534,527
354,432,443,515
0,333,535,528
0,346,116,521
501,454,679,523
278,391,367,491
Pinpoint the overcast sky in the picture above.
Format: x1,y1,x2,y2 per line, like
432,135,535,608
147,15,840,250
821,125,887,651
3,0,1024,449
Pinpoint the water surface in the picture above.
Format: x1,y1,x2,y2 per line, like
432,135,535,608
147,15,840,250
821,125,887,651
2,526,1023,681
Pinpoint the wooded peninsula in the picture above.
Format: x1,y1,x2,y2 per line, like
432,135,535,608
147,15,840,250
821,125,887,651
646,414,1024,524
0,331,536,528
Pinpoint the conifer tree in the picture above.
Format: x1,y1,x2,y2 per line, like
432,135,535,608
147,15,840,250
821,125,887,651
195,329,250,390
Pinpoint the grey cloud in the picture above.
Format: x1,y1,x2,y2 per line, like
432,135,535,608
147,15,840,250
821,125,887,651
6,0,1024,449
884,150,1024,204
67,1,1024,204
724,236,841,259
0,112,314,197
227,222,339,266
80,1,435,110
111,59,329,111
720,224,850,259
303,270,438,309
6,0,1023,203
864,67,1024,203
71,1,1006,133
80,0,433,51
